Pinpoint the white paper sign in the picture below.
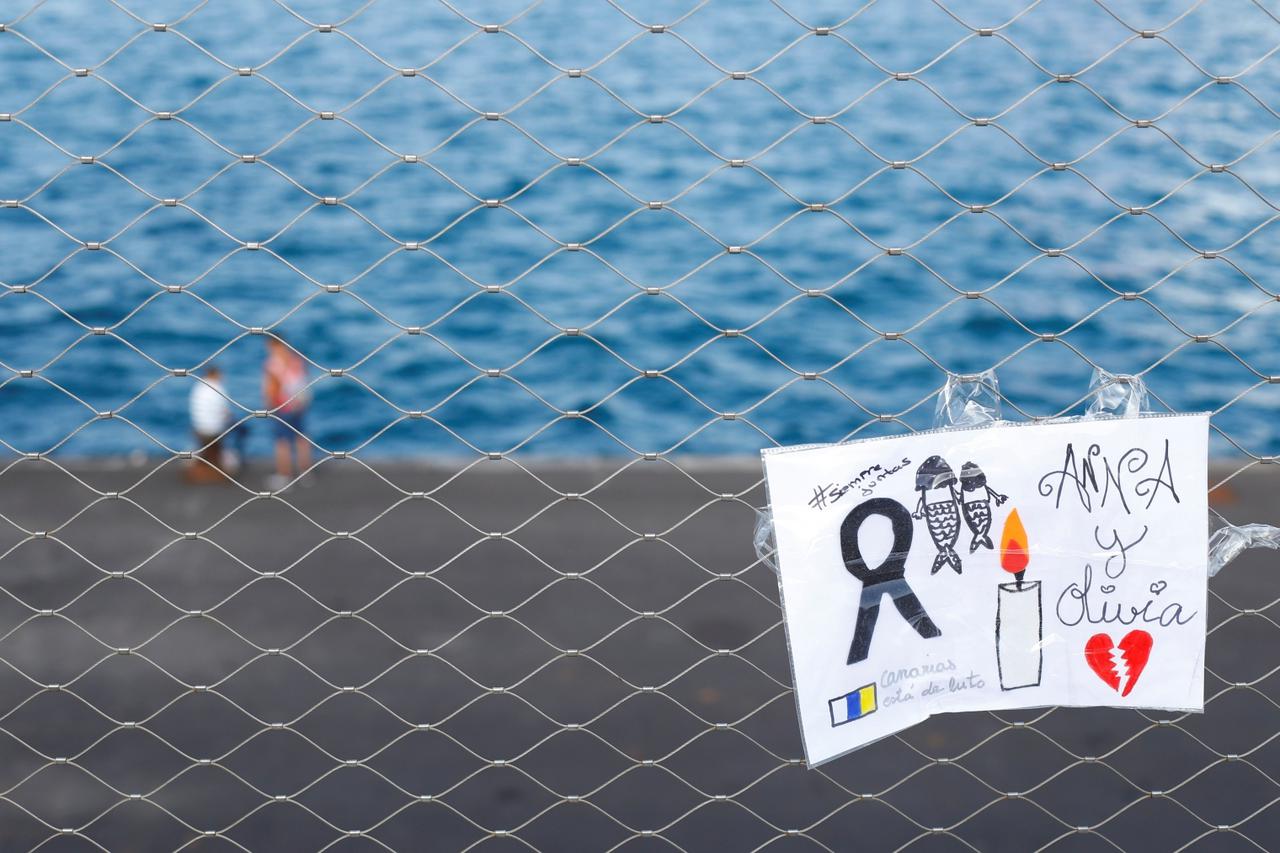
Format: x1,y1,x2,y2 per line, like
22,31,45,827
762,414,1208,766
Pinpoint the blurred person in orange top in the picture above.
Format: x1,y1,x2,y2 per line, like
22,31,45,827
263,335,311,489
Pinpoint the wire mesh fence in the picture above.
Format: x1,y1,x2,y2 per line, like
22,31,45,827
0,0,1278,850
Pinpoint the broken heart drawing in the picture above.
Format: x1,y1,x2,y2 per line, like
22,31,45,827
1084,631,1153,697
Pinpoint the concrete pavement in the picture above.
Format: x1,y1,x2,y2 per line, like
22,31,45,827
0,456,1275,851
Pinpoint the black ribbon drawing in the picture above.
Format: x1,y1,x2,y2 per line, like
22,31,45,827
841,497,942,664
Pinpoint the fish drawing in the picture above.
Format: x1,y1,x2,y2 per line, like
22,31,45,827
959,461,1007,553
912,455,963,574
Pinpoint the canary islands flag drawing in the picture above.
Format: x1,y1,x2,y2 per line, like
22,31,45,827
828,683,877,727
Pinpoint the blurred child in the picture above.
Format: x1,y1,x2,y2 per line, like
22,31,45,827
187,365,244,481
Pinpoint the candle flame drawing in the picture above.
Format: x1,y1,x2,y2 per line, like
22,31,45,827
1000,508,1029,588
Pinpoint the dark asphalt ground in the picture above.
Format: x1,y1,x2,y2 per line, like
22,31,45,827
0,456,1276,852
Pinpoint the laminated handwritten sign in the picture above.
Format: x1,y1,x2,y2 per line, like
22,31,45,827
762,414,1208,765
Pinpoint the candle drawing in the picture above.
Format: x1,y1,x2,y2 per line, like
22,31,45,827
995,509,1043,691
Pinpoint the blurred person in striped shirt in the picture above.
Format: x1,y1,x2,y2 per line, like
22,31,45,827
187,365,244,481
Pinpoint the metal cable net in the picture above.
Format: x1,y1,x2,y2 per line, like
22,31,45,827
1,0,1279,850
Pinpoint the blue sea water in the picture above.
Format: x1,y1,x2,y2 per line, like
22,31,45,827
1,0,1278,458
